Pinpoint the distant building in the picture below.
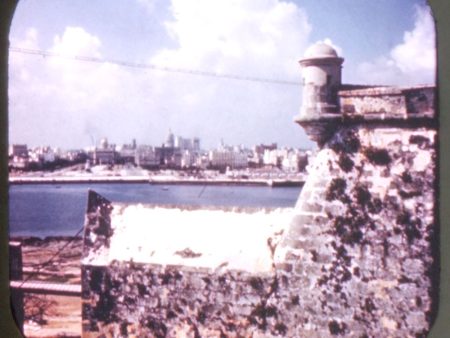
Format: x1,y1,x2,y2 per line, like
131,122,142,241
62,150,88,162
193,138,200,151
281,152,301,172
9,144,28,158
160,131,201,169
262,148,309,172
93,138,118,165
118,147,136,164
254,143,277,155
181,150,196,168
118,140,137,164
209,148,248,169
196,152,210,169
250,143,277,167
135,145,159,167
32,146,57,163
263,149,280,167
297,151,309,172
165,130,175,148
174,136,189,150
154,146,177,167
93,149,117,165
9,144,30,169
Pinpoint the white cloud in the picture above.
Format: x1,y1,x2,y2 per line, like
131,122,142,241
152,0,311,79
356,5,435,86
9,27,139,148
18,27,39,49
136,0,159,14
145,0,314,148
8,1,438,151
390,6,435,74
9,27,39,73
9,1,316,150
46,28,122,106
50,27,101,58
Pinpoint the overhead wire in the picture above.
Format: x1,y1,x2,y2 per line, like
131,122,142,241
18,226,84,287
9,47,299,283
9,47,300,283
9,47,301,86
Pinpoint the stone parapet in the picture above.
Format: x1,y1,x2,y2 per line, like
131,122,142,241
83,190,113,258
297,85,436,146
339,85,435,120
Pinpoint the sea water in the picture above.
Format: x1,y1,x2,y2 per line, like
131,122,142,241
8,183,301,238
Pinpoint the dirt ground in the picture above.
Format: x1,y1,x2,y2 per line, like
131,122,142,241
10,237,83,338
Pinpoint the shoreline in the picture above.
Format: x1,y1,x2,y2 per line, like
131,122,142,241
10,236,83,245
9,176,305,187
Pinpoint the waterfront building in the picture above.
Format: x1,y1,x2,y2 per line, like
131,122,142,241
8,144,28,158
261,147,309,172
92,138,118,165
193,137,200,151
195,152,210,169
281,151,300,172
93,149,117,165
155,146,179,167
164,129,175,148
32,146,57,163
174,136,200,151
8,156,28,169
297,150,309,172
250,143,277,167
181,150,196,168
61,149,87,162
254,143,277,156
159,131,201,169
209,148,248,169
135,145,159,168
263,148,279,167
117,141,137,164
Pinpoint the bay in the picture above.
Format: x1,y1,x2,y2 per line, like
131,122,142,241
9,183,301,238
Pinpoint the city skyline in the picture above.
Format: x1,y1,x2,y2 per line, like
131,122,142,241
8,0,435,149
9,131,308,152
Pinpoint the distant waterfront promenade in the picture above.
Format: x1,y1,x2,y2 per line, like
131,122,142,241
9,165,305,187
9,176,303,187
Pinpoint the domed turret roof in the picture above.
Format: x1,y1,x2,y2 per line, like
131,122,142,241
100,138,108,149
304,42,339,58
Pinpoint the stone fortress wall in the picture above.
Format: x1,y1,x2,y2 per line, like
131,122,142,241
81,43,438,337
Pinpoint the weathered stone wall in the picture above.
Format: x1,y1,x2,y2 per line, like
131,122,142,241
339,86,435,118
81,86,438,337
82,263,282,337
81,192,291,337
274,125,438,337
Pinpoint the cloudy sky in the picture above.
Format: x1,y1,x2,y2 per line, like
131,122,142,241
8,0,435,150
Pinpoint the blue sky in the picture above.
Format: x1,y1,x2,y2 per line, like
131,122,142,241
8,0,435,150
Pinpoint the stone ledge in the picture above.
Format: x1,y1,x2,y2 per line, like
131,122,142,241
82,198,293,274
338,85,434,97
